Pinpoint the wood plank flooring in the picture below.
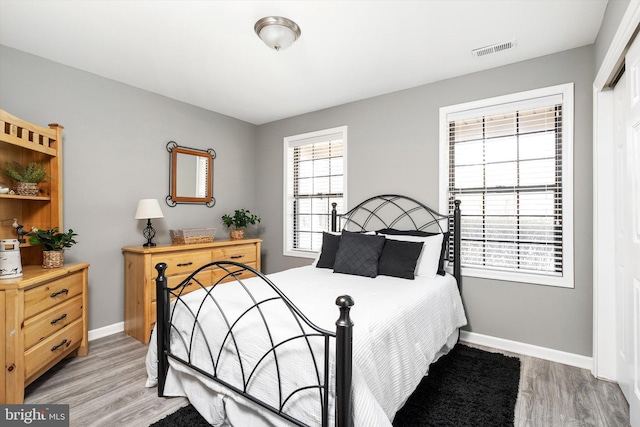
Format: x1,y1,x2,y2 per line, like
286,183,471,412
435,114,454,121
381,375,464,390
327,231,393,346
24,333,630,426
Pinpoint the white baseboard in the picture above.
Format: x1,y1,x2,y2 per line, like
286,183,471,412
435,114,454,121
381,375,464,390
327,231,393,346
88,322,124,341
460,330,593,371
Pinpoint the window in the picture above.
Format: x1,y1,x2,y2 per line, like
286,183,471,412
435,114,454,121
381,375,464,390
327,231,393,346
439,84,574,287
284,126,347,258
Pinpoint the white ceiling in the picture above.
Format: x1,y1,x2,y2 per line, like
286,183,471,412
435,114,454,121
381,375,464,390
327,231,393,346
0,0,608,125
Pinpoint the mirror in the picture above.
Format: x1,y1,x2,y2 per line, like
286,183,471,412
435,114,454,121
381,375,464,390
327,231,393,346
166,141,216,207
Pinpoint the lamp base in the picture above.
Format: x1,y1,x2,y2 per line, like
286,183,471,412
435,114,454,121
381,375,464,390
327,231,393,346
142,219,157,247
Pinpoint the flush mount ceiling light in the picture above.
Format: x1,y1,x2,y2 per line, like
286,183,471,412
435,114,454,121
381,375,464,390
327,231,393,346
254,16,301,51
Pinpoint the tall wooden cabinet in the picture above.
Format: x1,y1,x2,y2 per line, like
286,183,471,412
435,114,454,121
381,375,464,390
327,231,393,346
0,109,62,265
0,110,89,403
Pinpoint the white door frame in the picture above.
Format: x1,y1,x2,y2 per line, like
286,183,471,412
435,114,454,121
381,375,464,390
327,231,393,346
593,0,640,380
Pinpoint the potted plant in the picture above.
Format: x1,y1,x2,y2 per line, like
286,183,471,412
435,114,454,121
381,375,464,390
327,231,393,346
2,161,48,196
27,227,78,268
221,209,261,240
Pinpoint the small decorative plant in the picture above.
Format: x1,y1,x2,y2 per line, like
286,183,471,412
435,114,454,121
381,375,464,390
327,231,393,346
27,227,78,251
222,209,261,230
3,161,48,183
222,209,260,240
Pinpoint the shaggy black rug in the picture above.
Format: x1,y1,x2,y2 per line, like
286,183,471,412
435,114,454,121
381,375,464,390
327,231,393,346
150,344,521,427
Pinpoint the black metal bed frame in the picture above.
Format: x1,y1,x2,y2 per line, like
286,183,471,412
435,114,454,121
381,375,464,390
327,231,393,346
155,194,461,427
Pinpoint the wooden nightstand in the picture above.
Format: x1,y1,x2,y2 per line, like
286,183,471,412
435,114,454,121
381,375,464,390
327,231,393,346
0,263,90,403
122,238,262,344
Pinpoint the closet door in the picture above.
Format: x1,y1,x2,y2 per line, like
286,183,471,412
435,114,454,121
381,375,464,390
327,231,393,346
623,33,640,426
614,71,630,401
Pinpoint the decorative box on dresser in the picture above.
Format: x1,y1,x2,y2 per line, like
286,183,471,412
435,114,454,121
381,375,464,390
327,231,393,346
0,110,90,403
122,238,262,344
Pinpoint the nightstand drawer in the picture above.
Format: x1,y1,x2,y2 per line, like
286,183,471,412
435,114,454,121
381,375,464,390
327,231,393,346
211,244,257,264
152,251,212,277
23,272,84,319
23,295,83,350
25,318,83,382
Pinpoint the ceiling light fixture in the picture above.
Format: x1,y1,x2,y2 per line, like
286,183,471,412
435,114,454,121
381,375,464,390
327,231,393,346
254,16,301,51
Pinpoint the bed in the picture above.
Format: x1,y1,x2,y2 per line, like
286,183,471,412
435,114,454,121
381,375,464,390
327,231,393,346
146,194,466,427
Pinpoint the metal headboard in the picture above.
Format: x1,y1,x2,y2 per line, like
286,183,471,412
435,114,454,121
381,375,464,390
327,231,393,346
330,194,462,286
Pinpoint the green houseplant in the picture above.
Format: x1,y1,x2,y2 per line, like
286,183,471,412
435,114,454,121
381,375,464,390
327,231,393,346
27,227,78,268
221,209,261,240
3,161,48,196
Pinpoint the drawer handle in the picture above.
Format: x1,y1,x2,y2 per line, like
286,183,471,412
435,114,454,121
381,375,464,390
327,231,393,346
177,262,193,267
232,272,243,277
231,255,244,259
50,288,69,298
51,339,67,352
50,313,67,325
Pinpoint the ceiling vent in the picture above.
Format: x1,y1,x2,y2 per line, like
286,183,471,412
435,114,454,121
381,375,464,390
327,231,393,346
472,39,517,58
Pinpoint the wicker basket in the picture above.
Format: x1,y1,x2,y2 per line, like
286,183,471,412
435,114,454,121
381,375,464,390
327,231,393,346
42,250,64,268
15,182,38,196
170,228,216,245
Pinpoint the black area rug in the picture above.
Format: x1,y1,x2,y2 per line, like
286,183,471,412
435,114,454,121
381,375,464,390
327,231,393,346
393,344,521,427
150,344,521,427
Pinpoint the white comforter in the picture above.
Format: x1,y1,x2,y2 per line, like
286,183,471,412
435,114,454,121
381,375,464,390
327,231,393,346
146,266,467,426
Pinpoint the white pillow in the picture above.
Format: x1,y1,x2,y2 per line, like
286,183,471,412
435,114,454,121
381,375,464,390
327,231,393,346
380,233,443,278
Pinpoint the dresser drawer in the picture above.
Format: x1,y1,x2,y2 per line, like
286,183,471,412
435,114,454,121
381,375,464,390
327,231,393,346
152,250,212,277
153,271,213,302
23,295,84,350
24,318,83,382
211,244,256,264
23,272,84,319
211,262,257,283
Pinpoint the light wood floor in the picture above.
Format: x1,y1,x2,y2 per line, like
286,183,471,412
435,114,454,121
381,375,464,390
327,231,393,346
24,333,630,426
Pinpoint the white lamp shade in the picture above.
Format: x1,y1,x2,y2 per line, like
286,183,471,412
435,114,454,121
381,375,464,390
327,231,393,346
134,199,164,220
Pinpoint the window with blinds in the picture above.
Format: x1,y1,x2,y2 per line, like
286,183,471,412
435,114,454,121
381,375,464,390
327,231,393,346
284,126,347,258
440,84,574,287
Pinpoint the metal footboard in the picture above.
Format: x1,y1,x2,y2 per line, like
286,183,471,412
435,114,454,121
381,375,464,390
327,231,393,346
155,261,354,427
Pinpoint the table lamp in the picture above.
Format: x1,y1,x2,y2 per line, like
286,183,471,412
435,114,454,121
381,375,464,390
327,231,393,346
134,199,164,247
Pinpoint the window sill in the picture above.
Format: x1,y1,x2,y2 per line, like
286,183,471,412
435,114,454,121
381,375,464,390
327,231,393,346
453,266,574,288
283,249,318,260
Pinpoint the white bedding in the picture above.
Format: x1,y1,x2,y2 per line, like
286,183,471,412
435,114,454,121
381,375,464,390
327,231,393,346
146,265,467,426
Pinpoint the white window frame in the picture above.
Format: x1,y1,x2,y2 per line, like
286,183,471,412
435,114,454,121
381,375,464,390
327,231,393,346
283,126,348,259
439,83,574,288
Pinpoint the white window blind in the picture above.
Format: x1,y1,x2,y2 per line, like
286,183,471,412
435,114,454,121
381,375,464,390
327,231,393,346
441,84,573,287
284,126,347,258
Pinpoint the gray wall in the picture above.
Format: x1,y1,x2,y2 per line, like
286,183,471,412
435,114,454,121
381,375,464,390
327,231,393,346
0,45,258,331
594,0,631,71
255,45,595,357
0,40,599,356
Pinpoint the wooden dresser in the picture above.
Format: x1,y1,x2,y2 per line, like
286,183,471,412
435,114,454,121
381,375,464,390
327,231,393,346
1,110,90,403
122,238,262,344
0,263,89,403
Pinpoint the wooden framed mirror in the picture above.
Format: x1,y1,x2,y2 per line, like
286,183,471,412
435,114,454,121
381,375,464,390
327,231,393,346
166,141,216,207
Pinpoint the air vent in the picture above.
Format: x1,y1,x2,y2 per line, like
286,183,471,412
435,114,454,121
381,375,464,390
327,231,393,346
471,39,517,57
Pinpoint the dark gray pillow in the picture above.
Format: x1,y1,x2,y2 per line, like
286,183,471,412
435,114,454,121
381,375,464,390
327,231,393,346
316,232,341,269
378,239,424,280
377,228,449,276
333,231,386,278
